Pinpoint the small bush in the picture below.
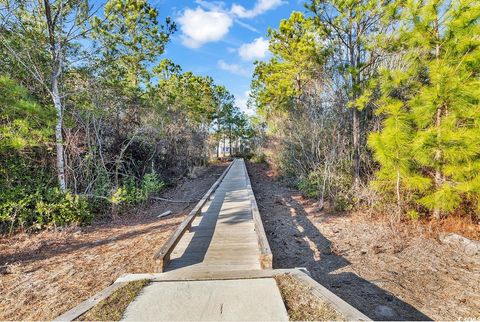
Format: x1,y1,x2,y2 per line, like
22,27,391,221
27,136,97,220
112,172,166,209
251,151,267,164
297,175,320,198
333,195,354,212
141,172,165,199
0,188,92,233
295,166,354,211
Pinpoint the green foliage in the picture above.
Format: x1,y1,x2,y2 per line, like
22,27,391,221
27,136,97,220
0,187,92,233
111,173,165,207
369,0,480,217
307,0,394,108
333,195,354,212
297,173,322,198
142,172,166,196
151,64,218,125
0,77,91,233
296,167,353,210
1,0,253,234
252,12,325,115
92,0,176,86
0,76,53,151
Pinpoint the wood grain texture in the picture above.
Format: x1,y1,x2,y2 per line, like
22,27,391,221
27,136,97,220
153,161,234,272
160,159,270,275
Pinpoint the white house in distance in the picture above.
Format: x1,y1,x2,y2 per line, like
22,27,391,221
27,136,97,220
216,138,232,157
214,137,250,158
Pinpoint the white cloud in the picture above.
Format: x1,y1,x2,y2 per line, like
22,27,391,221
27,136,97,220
218,60,249,76
178,7,233,48
231,0,285,19
194,0,226,12
238,37,270,61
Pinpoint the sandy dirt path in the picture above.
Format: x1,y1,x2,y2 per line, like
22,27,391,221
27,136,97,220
247,162,480,321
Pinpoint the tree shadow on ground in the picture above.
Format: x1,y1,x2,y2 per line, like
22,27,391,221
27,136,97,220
248,164,431,321
0,220,180,266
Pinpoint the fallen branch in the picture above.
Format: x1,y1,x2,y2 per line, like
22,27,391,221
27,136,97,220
157,210,172,218
151,197,198,203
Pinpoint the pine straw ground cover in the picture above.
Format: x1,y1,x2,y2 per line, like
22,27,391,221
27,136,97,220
0,164,226,320
79,279,149,321
275,274,344,321
248,162,480,321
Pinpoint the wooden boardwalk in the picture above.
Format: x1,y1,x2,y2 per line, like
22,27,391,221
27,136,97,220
165,159,263,274
56,158,371,321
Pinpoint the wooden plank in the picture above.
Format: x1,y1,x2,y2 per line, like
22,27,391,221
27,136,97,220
153,160,235,272
241,160,273,269
162,159,263,273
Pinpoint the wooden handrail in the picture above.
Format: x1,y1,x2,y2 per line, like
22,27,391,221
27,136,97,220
242,160,273,269
153,160,235,272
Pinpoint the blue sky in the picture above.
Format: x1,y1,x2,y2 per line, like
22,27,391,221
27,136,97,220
151,0,306,114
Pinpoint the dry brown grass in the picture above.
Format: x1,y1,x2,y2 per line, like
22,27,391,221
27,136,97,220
0,164,227,321
79,279,149,321
350,207,480,241
275,274,344,321
0,217,181,320
248,161,480,321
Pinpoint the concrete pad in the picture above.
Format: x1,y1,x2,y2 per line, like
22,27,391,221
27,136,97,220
121,278,288,321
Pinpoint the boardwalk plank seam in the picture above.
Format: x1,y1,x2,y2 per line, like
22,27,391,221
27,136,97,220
153,160,234,272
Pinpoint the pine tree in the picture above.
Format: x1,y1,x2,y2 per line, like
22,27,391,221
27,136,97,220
251,12,324,115
370,0,480,218
92,0,176,87
368,70,430,216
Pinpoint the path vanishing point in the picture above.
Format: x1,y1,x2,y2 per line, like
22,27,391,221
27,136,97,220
56,159,370,321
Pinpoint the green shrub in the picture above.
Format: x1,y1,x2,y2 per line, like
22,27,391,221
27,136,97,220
297,175,320,198
141,172,166,198
251,151,266,164
0,188,92,233
296,166,354,211
333,195,354,212
112,172,166,208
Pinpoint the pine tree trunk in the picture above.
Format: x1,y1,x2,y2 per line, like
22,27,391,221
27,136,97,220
433,106,443,219
52,76,66,192
396,168,402,218
50,45,67,192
